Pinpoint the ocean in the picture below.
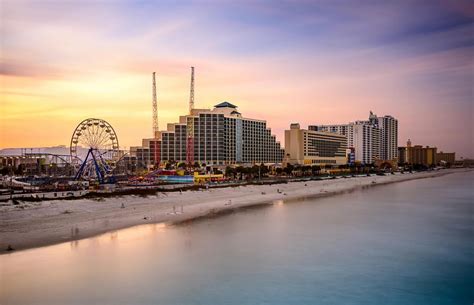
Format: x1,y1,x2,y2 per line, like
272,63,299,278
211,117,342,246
1,171,473,305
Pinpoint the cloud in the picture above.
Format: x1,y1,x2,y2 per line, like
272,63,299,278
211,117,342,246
1,0,472,157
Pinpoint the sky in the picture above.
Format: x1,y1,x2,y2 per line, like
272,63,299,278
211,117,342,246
1,0,473,157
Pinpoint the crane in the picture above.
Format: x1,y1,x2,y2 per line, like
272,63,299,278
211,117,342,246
152,72,161,168
186,67,195,165
152,72,158,138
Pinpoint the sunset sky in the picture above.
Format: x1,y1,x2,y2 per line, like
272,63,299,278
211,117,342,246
1,1,473,157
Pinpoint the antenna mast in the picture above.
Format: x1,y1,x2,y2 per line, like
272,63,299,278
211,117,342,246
186,67,195,165
189,66,195,114
152,72,158,138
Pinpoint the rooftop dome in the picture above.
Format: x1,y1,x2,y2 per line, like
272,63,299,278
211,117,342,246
214,101,237,108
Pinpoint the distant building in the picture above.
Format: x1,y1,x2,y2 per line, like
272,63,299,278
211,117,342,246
129,138,161,170
161,124,186,164
284,123,347,166
436,151,455,165
373,114,398,161
118,155,137,173
129,146,150,170
0,156,42,174
398,146,408,164
398,139,437,166
0,154,75,176
351,123,381,165
347,147,355,165
309,124,351,137
132,102,284,168
309,111,396,164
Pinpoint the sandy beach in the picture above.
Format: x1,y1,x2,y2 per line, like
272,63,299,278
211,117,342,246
0,168,469,254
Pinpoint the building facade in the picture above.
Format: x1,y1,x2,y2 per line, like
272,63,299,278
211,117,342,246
310,121,378,164
160,124,186,163
132,102,284,168
309,111,397,164
130,138,160,170
371,113,398,161
398,140,437,166
352,123,381,165
436,152,455,165
284,123,347,166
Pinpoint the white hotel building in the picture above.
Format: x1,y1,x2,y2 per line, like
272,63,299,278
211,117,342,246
310,111,398,164
132,102,284,168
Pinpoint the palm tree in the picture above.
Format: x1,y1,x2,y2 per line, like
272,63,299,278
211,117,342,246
259,163,269,177
165,160,176,170
225,166,235,179
236,166,245,180
302,165,312,176
311,165,321,176
284,164,294,176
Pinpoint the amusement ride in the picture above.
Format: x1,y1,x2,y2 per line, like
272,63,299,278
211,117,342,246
70,118,120,183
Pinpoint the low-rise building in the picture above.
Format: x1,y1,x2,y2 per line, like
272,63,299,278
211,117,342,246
398,139,437,166
284,123,347,166
436,152,455,165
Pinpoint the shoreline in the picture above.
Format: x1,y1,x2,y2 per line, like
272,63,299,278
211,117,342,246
0,168,470,254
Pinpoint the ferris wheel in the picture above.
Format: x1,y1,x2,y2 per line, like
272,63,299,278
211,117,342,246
70,118,120,183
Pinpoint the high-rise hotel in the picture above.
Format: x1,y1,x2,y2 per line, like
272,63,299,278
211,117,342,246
310,112,398,164
131,102,284,168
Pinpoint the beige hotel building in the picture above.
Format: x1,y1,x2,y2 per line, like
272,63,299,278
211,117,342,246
284,123,348,166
